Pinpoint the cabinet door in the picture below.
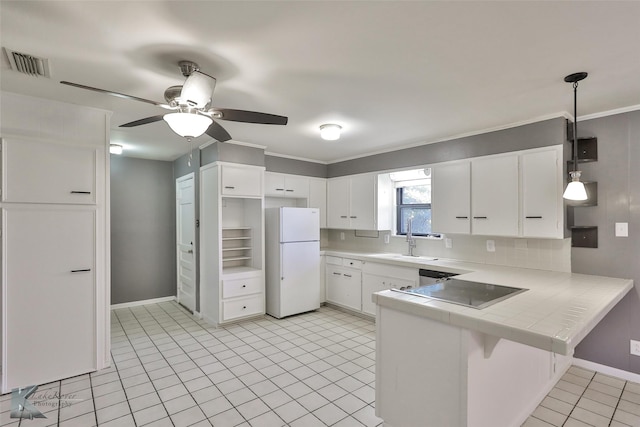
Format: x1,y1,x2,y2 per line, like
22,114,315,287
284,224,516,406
264,172,286,197
309,179,327,228
431,161,471,234
327,177,350,229
284,175,309,198
3,208,95,390
362,274,389,316
472,155,519,236
521,149,562,238
326,266,361,311
221,164,263,197
2,139,96,204
350,174,376,230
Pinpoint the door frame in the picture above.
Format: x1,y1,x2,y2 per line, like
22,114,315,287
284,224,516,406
176,172,196,312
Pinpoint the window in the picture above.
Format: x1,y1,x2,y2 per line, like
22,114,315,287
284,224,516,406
396,185,432,236
389,168,436,237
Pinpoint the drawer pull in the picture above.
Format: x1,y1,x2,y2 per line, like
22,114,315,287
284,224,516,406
275,188,285,191
343,274,352,278
525,216,543,219
455,216,468,219
224,186,235,189
473,216,488,219
242,284,246,288
350,216,357,219
243,306,247,309
71,269,91,273
333,272,342,276
340,215,348,218
285,189,294,192
70,191,91,194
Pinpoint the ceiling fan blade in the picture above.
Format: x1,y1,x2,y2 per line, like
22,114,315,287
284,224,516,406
180,71,216,109
60,81,171,108
119,115,165,128
212,108,288,125
205,120,232,142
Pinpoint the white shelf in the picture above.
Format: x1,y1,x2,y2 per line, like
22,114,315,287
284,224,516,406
222,227,253,268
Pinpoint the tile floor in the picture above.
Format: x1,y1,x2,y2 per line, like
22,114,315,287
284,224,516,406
1,301,639,427
522,365,640,427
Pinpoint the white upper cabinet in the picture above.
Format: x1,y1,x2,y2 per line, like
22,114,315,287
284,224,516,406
220,164,263,197
471,154,519,236
308,178,327,228
264,172,309,198
431,161,471,234
431,146,563,238
327,174,393,231
521,147,563,238
2,138,96,204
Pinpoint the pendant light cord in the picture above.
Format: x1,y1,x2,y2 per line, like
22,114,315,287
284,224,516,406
572,81,579,173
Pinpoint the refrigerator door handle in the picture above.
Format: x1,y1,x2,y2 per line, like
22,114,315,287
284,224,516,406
280,244,284,281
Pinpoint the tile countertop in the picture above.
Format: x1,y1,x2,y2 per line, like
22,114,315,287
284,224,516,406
321,250,633,355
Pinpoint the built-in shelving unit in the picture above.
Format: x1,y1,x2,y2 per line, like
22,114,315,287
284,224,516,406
222,227,253,269
566,122,598,248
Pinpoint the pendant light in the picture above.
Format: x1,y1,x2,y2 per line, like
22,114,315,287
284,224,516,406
562,72,588,201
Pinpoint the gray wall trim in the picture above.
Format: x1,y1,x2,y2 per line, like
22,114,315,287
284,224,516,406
265,155,328,178
570,110,640,374
328,117,566,177
201,142,265,167
111,156,176,304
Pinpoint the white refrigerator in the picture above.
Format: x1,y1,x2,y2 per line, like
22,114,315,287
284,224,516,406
265,207,321,318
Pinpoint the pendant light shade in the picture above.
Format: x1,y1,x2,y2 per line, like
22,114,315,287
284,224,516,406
163,112,212,138
563,72,589,201
563,171,588,200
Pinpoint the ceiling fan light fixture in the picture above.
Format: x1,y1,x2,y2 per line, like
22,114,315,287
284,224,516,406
163,112,212,138
109,144,123,155
320,124,342,141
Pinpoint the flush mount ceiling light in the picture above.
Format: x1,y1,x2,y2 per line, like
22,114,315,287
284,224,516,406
109,144,123,155
320,124,342,141
562,72,589,201
163,112,213,139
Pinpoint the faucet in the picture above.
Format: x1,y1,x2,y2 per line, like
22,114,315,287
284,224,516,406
406,217,417,256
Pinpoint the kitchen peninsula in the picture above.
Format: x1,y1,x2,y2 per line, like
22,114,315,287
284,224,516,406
321,251,633,427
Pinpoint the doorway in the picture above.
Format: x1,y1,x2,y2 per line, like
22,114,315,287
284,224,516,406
176,173,196,312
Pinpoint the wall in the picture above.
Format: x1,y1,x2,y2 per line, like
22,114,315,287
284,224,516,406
328,117,566,177
111,156,176,304
265,155,327,177
570,110,640,374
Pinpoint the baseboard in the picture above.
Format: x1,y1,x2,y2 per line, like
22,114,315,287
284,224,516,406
110,296,176,310
572,357,640,383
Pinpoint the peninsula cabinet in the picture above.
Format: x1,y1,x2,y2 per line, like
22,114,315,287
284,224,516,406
200,162,266,326
327,173,393,231
0,92,110,393
325,256,362,311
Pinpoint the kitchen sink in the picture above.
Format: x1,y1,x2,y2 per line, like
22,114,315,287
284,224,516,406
370,253,438,262
393,278,527,309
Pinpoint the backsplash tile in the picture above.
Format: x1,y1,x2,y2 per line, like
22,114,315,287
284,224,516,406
324,230,571,273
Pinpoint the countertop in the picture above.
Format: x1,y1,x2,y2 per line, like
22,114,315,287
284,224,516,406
321,249,633,355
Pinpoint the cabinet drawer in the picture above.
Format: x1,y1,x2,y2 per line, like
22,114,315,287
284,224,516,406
326,256,343,266
222,276,262,298
222,295,263,321
343,258,362,269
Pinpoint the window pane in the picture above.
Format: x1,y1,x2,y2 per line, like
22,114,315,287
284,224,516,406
399,208,432,235
401,184,431,204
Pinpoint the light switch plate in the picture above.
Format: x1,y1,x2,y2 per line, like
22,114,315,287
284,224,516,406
615,222,629,237
340,232,345,241
384,234,390,244
445,238,452,249
486,240,496,252
631,339,640,356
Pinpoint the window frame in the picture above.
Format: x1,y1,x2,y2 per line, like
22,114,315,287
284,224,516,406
395,187,433,237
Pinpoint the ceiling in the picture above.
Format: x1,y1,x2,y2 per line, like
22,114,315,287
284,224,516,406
1,1,639,163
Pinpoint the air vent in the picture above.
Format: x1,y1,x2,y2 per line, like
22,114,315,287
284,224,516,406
3,48,50,77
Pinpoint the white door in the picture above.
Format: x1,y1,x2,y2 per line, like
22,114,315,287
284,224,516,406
176,174,196,312
431,161,471,234
350,175,376,230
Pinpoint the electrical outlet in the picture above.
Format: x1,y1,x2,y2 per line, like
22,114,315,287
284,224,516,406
340,232,345,241
631,339,640,356
486,240,496,252
384,234,390,244
445,238,452,249
615,222,629,237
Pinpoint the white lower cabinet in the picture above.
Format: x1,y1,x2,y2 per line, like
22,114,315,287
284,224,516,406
3,207,96,390
325,257,362,311
362,263,418,316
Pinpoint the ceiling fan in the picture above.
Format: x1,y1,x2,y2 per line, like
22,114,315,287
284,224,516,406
60,61,288,142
